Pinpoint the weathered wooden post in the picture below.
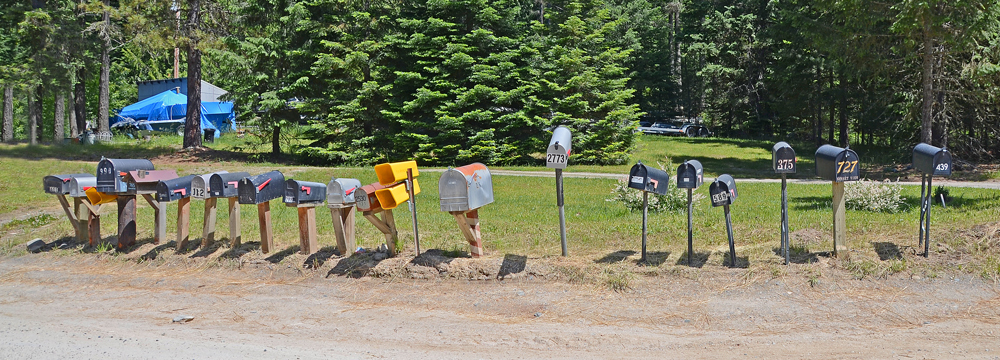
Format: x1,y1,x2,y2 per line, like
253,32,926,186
238,171,286,254
815,145,860,257
284,179,327,255
95,158,155,248
209,172,251,247
327,177,363,256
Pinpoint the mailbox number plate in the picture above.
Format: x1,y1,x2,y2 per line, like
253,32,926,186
776,159,795,171
837,160,858,175
357,194,371,210
711,192,729,204
936,163,949,172
547,153,567,166
192,187,206,198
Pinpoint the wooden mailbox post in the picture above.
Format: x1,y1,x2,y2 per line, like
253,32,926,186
283,179,327,255
815,145,860,257
95,158,155,248
238,171,286,254
327,178,363,256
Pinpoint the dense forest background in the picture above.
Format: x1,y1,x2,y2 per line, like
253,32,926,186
1,0,998,165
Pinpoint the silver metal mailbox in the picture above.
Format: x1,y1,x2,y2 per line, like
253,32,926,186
191,171,228,199
44,174,94,195
772,142,796,174
327,177,363,207
439,163,494,212
913,143,952,176
546,126,572,170
69,176,97,198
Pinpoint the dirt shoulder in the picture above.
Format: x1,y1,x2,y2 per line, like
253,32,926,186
1,253,998,359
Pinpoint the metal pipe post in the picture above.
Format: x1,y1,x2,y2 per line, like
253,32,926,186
687,188,693,266
919,174,927,247
781,174,789,265
556,168,567,257
407,168,420,256
725,205,736,267
924,176,932,257
641,191,648,262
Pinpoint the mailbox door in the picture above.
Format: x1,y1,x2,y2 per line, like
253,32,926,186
833,150,860,182
628,163,650,192
284,180,327,204
69,176,97,198
933,151,953,176
676,161,704,189
709,181,730,207
210,172,251,198
355,183,387,212
772,142,796,174
156,175,197,202
327,178,363,206
192,171,226,199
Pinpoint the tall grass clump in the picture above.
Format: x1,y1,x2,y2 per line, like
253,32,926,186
605,161,699,212
845,179,906,213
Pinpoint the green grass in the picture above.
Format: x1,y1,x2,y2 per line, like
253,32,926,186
2,137,999,279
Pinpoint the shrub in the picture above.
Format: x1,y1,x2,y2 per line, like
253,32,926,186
845,179,906,213
606,161,700,212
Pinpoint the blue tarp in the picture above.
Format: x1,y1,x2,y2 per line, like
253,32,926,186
112,89,234,137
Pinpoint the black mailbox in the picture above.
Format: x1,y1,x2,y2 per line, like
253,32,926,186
815,145,860,182
772,142,796,173
709,174,738,207
327,178,363,207
209,172,251,198
284,179,327,205
156,175,198,202
627,161,670,195
913,143,952,177
96,158,155,193
44,174,94,195
676,160,704,189
238,171,286,204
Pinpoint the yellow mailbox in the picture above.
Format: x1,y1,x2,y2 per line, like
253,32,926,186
374,180,421,210
85,187,118,205
374,160,419,185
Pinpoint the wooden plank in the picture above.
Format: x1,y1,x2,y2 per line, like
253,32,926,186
466,209,484,257
298,207,319,255
258,202,273,254
343,206,356,256
142,194,165,245
331,207,348,255
832,181,849,258
202,198,218,247
56,194,78,227
363,213,394,234
87,210,101,247
382,209,397,256
73,197,87,242
228,197,241,248
117,195,137,248
175,197,191,251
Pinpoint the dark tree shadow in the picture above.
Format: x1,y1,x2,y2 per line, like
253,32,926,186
410,249,457,268
30,236,80,253
723,254,750,268
595,250,636,264
498,254,527,280
174,239,203,255
264,245,300,264
303,246,340,269
873,242,902,261
327,254,379,278
772,244,824,264
118,238,157,254
218,241,260,259
637,251,670,266
190,240,226,258
676,251,710,268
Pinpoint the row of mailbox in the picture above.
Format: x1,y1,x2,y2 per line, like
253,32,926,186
45,159,494,215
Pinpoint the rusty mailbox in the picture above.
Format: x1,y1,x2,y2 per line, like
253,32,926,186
209,172,251,198
815,145,860,182
284,179,327,205
156,175,197,202
238,171,286,205
96,158,155,193
44,174,94,195
913,143,953,258
124,170,178,195
439,163,494,212
355,182,388,212
628,162,670,195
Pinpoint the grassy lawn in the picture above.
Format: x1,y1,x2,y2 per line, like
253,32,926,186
2,136,999,281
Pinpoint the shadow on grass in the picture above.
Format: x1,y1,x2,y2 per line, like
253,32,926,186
137,240,176,261
303,246,339,269
790,196,832,211
219,241,260,259
723,253,750,268
595,250,636,264
264,245,300,264
638,251,670,266
773,244,828,264
411,249,457,268
328,253,380,278
498,254,527,280
31,236,80,253
873,242,903,261
676,251,711,268
190,240,227,258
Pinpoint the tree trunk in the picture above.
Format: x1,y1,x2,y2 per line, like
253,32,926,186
828,68,835,145
69,90,78,137
814,63,822,146
183,0,203,149
54,92,65,141
75,68,87,132
839,74,848,148
29,87,39,145
98,1,111,136
920,24,934,144
271,125,280,155
2,85,12,142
